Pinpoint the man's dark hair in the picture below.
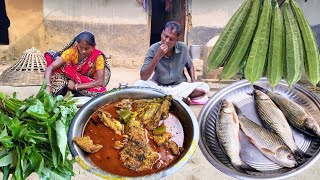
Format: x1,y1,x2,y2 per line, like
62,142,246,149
76,31,96,46
164,21,182,36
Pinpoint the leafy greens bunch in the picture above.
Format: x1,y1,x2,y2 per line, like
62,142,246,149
0,81,78,180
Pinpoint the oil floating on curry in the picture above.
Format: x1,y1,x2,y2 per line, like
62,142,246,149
73,95,185,177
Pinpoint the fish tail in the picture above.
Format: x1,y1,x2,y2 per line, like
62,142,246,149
233,103,243,116
253,85,269,94
232,161,260,173
294,148,312,162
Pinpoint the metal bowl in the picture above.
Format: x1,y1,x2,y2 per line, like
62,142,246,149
198,78,320,180
68,87,199,179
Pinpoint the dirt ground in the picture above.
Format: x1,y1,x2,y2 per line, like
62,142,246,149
0,60,320,180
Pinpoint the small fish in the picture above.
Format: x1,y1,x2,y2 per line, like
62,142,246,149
254,90,306,159
254,85,320,138
216,99,257,172
234,104,298,168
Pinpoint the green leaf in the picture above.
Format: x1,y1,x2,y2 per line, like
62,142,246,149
2,165,10,180
26,100,50,121
24,131,49,144
0,148,8,157
47,114,60,168
40,167,71,180
36,80,48,100
20,146,31,175
0,128,14,149
55,95,64,102
29,147,44,174
0,150,13,166
12,92,17,99
56,120,67,163
43,91,55,113
16,104,29,117
13,146,23,180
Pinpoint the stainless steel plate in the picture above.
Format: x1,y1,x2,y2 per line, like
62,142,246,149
198,78,320,180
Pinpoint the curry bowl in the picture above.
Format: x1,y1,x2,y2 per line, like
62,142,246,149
198,78,320,179
68,87,199,179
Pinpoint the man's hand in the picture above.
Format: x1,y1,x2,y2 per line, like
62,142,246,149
140,44,168,80
155,44,169,59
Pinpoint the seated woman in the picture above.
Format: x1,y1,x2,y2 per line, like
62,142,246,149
44,31,111,97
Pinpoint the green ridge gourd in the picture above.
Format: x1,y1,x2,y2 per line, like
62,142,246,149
245,0,272,84
290,0,320,86
221,0,260,79
283,0,304,86
207,0,252,70
267,0,284,88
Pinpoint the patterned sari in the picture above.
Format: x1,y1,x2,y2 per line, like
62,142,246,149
44,36,111,97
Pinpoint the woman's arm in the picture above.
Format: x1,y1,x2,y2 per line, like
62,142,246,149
70,69,105,90
44,56,65,93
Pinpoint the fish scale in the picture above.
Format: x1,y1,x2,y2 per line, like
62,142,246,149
255,90,299,154
216,109,240,164
236,105,297,168
261,87,320,138
216,100,257,171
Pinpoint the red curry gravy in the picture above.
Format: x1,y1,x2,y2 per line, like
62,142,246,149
83,102,183,177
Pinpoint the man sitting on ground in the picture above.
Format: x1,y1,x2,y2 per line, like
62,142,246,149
135,21,209,105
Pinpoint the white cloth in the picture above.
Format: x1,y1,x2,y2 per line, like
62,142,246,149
134,80,210,100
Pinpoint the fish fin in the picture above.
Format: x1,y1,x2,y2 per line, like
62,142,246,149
247,137,256,145
232,112,238,124
240,162,260,172
253,85,269,94
294,148,312,160
233,103,243,116
232,162,260,173
261,148,276,155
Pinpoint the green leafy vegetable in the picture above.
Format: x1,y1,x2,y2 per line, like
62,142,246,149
0,80,77,180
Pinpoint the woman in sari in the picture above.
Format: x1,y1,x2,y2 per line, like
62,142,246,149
44,31,111,97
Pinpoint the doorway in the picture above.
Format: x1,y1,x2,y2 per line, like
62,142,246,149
149,0,188,46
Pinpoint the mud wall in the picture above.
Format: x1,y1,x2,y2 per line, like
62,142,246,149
43,0,149,68
5,0,46,59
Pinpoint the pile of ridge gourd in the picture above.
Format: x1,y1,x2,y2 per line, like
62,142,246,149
207,0,320,88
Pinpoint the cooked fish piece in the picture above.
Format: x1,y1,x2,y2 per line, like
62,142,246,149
145,96,172,130
235,104,298,168
254,85,320,138
115,99,132,109
120,140,160,171
216,99,256,171
126,113,147,142
73,136,103,153
142,103,161,124
98,111,124,135
114,141,125,150
160,95,173,120
254,90,305,159
153,132,172,146
165,140,179,155
133,98,162,116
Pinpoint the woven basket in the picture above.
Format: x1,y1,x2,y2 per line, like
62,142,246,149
0,47,46,86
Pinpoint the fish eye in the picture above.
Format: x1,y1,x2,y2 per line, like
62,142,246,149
287,154,294,160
